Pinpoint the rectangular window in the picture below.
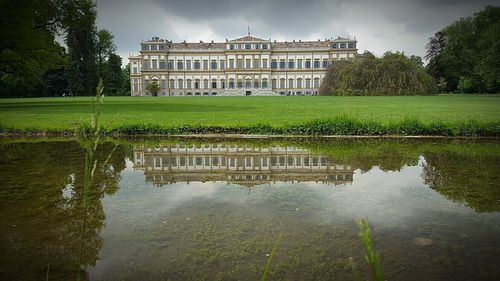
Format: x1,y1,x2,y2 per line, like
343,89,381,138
186,80,192,89
256,44,260,50
186,60,191,70
254,81,260,88
340,43,346,48
230,44,235,50
253,59,260,69
313,59,320,68
279,59,286,69
194,60,200,70
203,60,208,70
237,59,244,68
271,79,277,89
348,42,354,48
262,80,268,88
167,60,174,70
271,60,278,69
212,81,217,89
203,80,209,89
288,60,294,69
133,67,138,73
211,60,217,69
246,59,251,68
220,60,225,69
237,80,243,88
262,59,268,68
332,43,338,49
229,80,234,88
305,59,311,68
161,80,166,90
152,59,157,69
306,79,311,88
169,80,175,89
141,44,149,51
221,81,225,88
322,59,329,68
314,79,320,88
159,61,166,69
262,44,268,49
297,59,303,69
178,80,183,89
177,61,183,70
280,79,285,88
143,60,149,69
229,59,234,69
297,79,302,88
194,80,200,89
245,44,251,49
150,45,157,51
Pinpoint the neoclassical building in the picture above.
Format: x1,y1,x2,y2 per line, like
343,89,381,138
133,143,354,187
129,34,358,96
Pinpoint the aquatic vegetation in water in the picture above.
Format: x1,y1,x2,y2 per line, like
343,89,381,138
356,218,385,281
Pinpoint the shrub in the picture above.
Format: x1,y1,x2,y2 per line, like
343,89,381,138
319,52,438,96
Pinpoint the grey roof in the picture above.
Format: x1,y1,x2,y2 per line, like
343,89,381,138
229,35,269,42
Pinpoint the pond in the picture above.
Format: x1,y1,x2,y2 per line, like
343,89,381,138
0,138,499,281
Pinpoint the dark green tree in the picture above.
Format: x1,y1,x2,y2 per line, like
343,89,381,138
103,53,124,95
0,0,65,97
62,0,98,96
425,6,500,93
121,63,131,95
96,29,116,77
319,52,437,96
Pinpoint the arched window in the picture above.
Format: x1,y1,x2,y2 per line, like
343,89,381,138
203,79,209,89
297,78,303,89
169,79,175,89
262,78,268,88
313,77,320,88
194,79,200,89
178,79,183,89
186,79,192,89
220,79,226,89
279,78,286,89
288,78,294,88
271,79,277,89
245,78,251,88
228,78,235,89
305,78,311,88
211,78,217,89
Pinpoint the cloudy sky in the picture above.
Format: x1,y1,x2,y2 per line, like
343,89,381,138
95,0,499,64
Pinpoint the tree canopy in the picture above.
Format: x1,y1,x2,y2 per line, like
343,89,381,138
319,52,437,96
425,5,500,93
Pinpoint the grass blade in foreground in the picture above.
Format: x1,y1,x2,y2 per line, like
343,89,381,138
261,230,283,281
356,218,385,281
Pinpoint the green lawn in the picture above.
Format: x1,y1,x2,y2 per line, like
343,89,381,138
1,95,499,135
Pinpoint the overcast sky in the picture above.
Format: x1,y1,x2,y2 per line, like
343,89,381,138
94,0,499,64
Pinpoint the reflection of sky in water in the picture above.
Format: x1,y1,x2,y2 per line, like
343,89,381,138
90,155,500,279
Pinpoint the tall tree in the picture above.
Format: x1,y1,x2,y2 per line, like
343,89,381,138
103,53,123,95
62,0,98,96
96,29,116,77
0,0,65,97
121,63,131,95
425,6,500,93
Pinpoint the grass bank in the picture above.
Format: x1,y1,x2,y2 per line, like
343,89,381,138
1,95,499,136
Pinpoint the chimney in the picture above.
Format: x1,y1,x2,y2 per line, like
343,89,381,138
299,39,301,42
293,39,295,42
211,40,214,43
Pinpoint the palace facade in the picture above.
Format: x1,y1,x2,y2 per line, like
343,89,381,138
133,143,354,187
129,34,358,96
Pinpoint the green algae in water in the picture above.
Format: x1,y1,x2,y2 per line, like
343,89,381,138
0,138,499,280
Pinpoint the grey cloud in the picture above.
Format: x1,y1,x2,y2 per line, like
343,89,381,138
94,0,498,64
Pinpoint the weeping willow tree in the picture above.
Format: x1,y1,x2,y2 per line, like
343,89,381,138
319,52,437,96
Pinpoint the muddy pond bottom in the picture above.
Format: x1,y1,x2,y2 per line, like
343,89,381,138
0,138,499,281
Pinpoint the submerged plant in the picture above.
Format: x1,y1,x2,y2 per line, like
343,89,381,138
356,218,385,281
261,230,283,281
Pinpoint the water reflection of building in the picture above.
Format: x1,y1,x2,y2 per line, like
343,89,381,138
133,144,354,187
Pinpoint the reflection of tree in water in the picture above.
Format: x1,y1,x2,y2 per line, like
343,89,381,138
0,141,127,280
422,152,500,212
